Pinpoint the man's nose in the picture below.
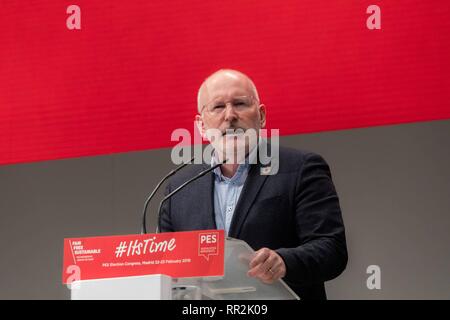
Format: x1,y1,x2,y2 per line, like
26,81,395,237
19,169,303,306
223,103,238,122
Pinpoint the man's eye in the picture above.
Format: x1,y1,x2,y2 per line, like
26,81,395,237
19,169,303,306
213,104,225,109
233,101,248,107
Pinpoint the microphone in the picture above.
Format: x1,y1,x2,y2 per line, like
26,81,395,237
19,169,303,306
156,159,226,233
141,156,195,234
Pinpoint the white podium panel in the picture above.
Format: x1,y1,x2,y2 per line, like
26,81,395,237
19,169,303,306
70,274,172,300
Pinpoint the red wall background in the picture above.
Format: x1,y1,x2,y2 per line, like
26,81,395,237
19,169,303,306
1,1,449,165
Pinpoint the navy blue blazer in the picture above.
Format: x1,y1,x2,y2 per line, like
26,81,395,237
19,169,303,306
160,145,348,300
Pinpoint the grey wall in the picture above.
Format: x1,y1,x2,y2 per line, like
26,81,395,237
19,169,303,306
1,119,449,299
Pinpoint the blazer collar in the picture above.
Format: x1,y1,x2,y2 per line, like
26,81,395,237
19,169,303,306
228,141,273,238
199,141,274,236
227,161,269,238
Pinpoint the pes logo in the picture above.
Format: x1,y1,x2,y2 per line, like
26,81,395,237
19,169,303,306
198,232,220,261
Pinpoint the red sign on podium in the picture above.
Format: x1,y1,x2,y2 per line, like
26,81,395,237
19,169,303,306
62,230,224,284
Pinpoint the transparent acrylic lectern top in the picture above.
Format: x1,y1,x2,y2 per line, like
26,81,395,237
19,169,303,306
172,238,300,300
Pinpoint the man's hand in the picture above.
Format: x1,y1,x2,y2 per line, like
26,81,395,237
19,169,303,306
247,248,286,284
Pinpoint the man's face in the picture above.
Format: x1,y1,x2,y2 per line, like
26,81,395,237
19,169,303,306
196,72,266,163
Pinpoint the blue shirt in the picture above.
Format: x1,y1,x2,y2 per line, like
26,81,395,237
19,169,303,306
212,147,258,236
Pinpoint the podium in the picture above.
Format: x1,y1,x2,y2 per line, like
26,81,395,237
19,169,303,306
69,238,299,300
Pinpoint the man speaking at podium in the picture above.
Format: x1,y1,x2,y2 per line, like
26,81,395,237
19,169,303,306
159,69,348,300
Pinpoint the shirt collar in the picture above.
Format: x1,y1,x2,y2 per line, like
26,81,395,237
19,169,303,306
211,143,259,183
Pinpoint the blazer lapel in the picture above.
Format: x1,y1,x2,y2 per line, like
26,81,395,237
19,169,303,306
195,164,216,230
228,162,268,238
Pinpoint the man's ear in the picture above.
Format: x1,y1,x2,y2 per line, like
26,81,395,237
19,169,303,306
195,114,206,138
259,104,267,128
